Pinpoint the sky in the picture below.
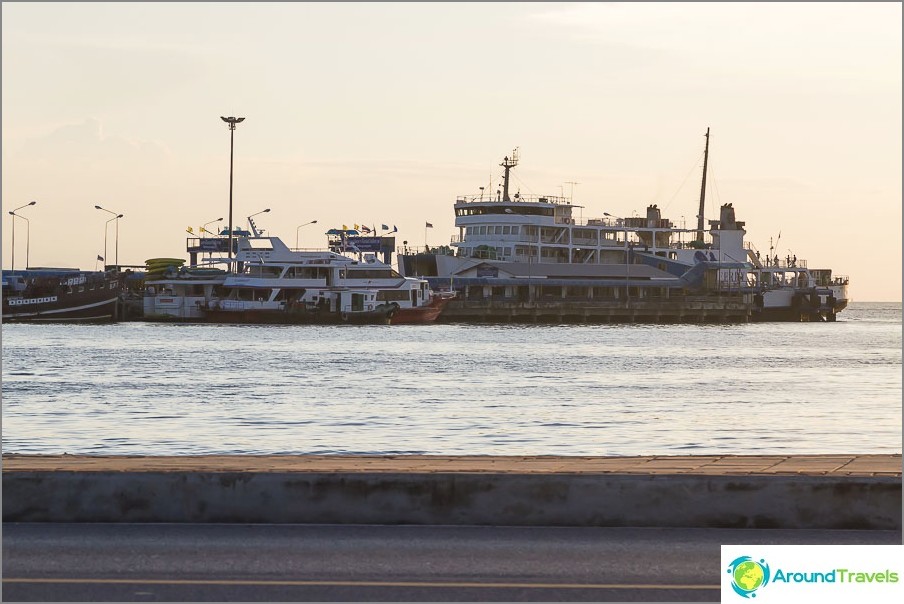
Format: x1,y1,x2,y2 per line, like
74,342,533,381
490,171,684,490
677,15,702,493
2,2,901,301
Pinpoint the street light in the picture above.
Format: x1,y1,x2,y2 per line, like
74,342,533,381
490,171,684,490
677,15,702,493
295,220,318,249
8,201,36,270
95,205,123,267
201,217,224,236
247,208,270,235
221,115,245,272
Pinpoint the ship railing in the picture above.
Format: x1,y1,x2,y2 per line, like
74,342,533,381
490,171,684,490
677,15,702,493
397,245,455,256
455,194,571,205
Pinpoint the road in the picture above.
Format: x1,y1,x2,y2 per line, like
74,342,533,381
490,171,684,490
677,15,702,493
3,523,900,601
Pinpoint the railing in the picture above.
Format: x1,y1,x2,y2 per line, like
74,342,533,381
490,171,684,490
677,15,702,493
456,194,571,204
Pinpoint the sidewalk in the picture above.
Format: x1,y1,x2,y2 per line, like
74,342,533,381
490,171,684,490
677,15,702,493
3,453,900,476
3,454,901,529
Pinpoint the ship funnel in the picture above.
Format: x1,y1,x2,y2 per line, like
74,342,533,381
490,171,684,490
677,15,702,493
718,203,744,230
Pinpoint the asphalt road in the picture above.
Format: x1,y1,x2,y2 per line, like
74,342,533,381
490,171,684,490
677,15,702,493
3,523,900,601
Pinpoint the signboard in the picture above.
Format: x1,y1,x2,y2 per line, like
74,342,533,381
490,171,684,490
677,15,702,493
331,236,383,253
188,238,231,253
477,266,499,278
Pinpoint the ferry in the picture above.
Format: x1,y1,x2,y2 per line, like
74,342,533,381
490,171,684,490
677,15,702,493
2,268,122,323
397,135,849,323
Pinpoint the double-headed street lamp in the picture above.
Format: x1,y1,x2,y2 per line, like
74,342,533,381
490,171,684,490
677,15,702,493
202,217,224,236
295,220,318,249
95,205,123,267
221,116,245,271
8,201,37,270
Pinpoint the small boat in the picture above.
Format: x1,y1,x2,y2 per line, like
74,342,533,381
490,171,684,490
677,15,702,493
2,268,122,323
391,290,455,324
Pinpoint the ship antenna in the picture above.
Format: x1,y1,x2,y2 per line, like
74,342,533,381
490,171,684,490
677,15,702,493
695,127,710,243
500,148,519,202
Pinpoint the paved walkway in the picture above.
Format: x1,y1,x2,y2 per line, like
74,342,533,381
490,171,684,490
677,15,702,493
3,454,900,477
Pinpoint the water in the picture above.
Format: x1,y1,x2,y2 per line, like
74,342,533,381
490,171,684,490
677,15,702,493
2,303,900,456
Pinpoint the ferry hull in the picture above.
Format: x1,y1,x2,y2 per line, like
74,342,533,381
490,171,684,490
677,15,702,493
201,305,396,325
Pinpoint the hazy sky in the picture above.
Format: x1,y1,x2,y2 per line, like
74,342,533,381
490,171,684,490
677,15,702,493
2,2,901,300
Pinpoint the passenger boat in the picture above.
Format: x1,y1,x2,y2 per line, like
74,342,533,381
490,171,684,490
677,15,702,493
142,230,441,324
2,268,122,323
397,135,849,323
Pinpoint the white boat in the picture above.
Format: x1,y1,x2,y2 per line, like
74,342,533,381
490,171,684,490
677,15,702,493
397,136,849,322
142,231,444,324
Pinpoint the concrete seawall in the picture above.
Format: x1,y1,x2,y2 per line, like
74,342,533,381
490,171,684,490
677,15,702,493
3,454,900,529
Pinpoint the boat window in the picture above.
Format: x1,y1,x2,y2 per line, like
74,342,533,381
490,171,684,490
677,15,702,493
247,239,274,250
502,226,511,235
511,226,519,235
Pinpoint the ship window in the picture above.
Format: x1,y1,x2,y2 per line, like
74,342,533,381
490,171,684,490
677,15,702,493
478,226,486,235
511,226,519,235
504,247,512,256
503,226,511,235
465,227,473,236
492,226,500,235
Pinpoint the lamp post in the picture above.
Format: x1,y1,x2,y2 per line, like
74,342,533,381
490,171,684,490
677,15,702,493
95,205,123,267
8,201,36,270
295,220,318,249
202,217,224,236
247,208,270,236
221,116,245,271
604,213,630,303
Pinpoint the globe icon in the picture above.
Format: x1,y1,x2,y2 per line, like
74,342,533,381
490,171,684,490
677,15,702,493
733,560,765,592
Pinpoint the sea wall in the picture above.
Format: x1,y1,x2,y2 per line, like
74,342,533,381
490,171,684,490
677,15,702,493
3,455,900,529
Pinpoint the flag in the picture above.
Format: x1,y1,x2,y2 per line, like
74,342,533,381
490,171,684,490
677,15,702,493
342,224,349,230
360,225,371,233
97,255,104,261
392,225,398,233
425,222,434,228
354,224,360,230
381,224,389,231
187,226,194,233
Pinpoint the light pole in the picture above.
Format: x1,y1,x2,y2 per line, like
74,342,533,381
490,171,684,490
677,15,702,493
221,116,245,271
95,205,123,267
201,217,224,236
8,201,36,270
247,208,270,236
295,220,318,249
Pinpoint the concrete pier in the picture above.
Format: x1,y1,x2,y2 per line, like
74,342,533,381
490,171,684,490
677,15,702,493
3,454,900,529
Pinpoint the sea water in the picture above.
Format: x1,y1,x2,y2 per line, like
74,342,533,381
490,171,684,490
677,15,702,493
1,302,900,456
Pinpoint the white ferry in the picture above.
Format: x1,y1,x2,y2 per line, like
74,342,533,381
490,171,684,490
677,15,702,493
398,136,849,322
142,228,441,324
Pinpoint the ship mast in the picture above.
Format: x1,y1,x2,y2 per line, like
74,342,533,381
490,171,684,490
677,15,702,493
500,148,519,202
695,128,710,243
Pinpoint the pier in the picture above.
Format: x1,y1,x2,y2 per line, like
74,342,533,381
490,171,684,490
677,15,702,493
3,454,900,529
